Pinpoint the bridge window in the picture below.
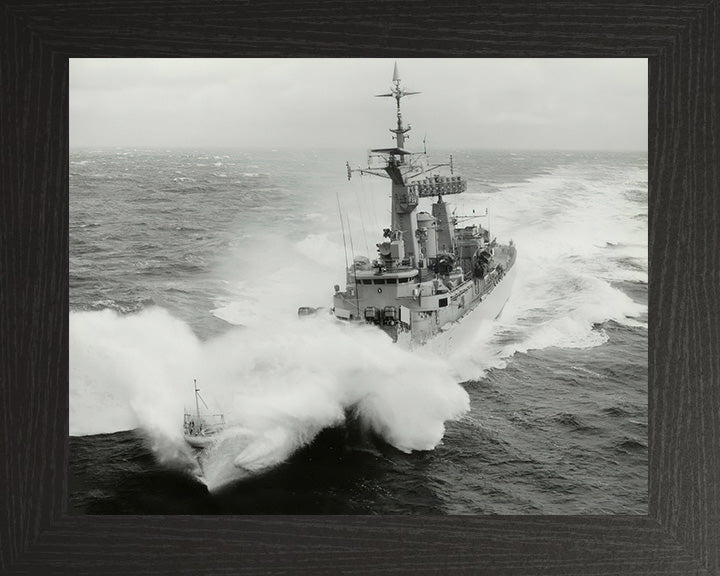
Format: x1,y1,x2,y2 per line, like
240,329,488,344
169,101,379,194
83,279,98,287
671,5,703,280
439,297,448,307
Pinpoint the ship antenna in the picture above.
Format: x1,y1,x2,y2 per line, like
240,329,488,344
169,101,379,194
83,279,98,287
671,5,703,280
335,189,350,272
346,215,361,317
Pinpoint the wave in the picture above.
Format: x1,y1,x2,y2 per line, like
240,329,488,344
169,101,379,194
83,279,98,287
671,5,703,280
553,412,597,432
613,437,647,454
69,307,470,491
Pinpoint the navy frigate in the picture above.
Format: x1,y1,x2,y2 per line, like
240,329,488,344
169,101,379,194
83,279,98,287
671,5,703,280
302,63,518,344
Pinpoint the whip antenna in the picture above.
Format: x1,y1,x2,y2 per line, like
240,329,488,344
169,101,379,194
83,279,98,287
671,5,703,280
346,215,361,316
335,189,349,272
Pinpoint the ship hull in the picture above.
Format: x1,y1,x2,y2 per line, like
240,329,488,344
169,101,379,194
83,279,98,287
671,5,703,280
402,262,517,345
185,434,216,449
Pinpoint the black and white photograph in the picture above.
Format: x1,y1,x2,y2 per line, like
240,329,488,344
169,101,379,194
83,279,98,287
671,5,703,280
69,58,648,515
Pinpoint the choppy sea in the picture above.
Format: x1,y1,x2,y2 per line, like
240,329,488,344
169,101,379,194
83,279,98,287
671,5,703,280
69,148,647,514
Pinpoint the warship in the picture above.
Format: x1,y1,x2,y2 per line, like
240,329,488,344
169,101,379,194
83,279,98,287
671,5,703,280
303,63,517,344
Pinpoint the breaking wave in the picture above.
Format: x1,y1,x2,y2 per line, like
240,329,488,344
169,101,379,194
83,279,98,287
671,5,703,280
70,307,469,491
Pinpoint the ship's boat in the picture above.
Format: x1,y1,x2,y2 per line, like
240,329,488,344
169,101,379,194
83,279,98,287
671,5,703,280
183,379,225,448
300,63,518,345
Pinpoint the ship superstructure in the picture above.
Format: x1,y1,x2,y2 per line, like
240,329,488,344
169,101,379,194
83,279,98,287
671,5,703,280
322,63,517,344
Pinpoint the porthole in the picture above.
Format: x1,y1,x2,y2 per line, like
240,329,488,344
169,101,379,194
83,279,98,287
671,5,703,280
377,288,382,294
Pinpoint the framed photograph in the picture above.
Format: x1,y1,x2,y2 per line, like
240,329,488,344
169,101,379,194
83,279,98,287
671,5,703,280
2,1,718,574
68,57,649,516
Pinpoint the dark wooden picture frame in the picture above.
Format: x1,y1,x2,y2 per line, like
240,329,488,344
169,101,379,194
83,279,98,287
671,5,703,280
1,1,718,574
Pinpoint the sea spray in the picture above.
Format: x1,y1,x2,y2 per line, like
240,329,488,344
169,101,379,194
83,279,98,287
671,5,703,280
69,307,201,437
70,307,470,490
197,314,471,479
211,231,347,327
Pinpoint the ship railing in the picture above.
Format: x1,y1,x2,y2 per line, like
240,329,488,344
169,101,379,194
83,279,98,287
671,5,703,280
474,269,503,297
449,281,474,302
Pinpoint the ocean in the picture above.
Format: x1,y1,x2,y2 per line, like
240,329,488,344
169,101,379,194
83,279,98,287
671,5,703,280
69,148,647,514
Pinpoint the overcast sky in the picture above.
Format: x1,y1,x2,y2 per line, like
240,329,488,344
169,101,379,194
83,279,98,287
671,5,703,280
70,58,647,151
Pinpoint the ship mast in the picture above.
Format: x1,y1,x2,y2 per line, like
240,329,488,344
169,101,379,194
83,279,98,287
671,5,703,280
345,63,464,267
376,62,419,154
194,378,200,420
372,62,422,262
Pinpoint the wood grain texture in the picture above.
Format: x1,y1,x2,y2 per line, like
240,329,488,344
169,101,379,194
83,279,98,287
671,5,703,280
1,0,718,574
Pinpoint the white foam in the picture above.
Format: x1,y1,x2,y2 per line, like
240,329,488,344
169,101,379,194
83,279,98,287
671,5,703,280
70,308,470,491
211,232,347,326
